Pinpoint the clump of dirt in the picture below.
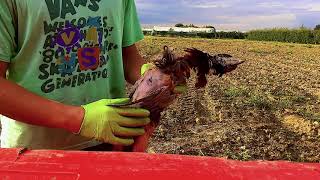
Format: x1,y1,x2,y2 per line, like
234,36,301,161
316,90,320,101
282,115,312,135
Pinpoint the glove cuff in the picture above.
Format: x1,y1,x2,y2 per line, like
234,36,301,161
75,105,89,135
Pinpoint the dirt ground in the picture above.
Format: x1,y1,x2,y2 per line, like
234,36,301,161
136,36,320,162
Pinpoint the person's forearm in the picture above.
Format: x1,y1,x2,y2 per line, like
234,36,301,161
122,44,146,84
0,77,83,133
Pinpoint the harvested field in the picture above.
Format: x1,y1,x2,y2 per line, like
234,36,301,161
136,36,320,162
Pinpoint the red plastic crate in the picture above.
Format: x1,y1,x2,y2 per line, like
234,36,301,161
0,148,319,179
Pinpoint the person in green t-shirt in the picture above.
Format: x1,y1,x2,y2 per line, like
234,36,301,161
0,0,153,150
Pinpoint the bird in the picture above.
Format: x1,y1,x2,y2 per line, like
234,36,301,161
112,46,244,152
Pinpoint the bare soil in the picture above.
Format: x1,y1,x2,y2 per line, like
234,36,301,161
137,36,320,162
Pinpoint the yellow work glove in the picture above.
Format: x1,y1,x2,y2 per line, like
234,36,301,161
141,63,155,76
141,63,187,94
79,98,150,146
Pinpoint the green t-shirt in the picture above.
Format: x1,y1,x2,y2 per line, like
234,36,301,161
0,0,144,150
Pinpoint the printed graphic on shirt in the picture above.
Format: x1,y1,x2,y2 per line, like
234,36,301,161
39,0,118,93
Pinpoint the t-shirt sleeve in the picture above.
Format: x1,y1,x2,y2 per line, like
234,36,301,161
122,0,144,47
0,0,17,62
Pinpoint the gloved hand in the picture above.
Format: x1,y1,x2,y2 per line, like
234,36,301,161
140,63,155,76
141,63,187,94
79,98,150,146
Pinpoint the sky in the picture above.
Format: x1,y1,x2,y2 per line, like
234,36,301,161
135,0,320,31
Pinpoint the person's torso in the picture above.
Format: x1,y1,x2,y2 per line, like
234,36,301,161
1,0,130,150
10,0,128,102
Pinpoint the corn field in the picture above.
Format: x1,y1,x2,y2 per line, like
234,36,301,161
247,28,320,44
144,28,320,45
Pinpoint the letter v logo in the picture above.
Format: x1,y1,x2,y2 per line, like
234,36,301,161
61,31,75,45
56,27,80,47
